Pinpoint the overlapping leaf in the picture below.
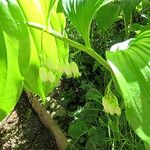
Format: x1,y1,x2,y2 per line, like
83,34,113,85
106,30,150,147
62,0,111,47
0,0,29,120
17,0,68,98
96,1,120,30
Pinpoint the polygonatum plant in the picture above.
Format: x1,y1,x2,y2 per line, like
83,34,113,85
0,0,150,149
60,0,150,148
0,0,71,120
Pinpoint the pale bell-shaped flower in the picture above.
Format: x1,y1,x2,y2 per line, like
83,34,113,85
39,67,48,82
70,62,81,78
64,62,73,78
102,92,121,116
58,63,65,74
47,71,56,83
44,58,57,71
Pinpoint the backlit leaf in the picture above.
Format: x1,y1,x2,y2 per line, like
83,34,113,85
62,0,111,47
96,1,121,30
18,0,68,98
0,0,29,120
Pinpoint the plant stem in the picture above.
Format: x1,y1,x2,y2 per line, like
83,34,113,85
27,22,112,73
27,92,68,150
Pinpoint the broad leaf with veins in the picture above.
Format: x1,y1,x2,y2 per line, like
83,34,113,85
0,0,29,120
62,0,112,46
107,30,150,147
18,0,69,98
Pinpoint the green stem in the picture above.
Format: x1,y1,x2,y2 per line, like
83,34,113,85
123,14,129,39
70,50,82,58
27,22,112,73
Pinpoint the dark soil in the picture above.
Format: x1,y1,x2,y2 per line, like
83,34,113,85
0,94,58,150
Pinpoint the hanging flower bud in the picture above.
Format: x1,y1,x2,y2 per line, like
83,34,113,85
70,62,81,78
58,63,65,74
64,62,72,78
102,91,121,116
47,71,56,83
39,67,48,82
44,58,57,71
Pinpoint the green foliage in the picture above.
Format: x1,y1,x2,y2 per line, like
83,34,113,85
60,1,150,149
0,0,150,149
61,1,150,148
85,140,96,150
18,0,69,99
107,30,150,147
142,0,150,8
121,0,141,25
88,127,106,146
62,0,110,47
69,120,88,139
85,88,102,101
0,0,68,120
0,0,29,120
96,1,121,30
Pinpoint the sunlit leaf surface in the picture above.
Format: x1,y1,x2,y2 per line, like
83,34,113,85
62,0,110,46
0,0,29,120
18,0,68,98
107,30,150,147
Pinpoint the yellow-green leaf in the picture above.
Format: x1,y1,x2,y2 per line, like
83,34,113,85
0,0,29,120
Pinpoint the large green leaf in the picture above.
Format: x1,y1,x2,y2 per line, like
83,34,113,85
0,0,29,120
18,0,68,98
96,1,121,30
106,30,150,147
62,0,111,47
